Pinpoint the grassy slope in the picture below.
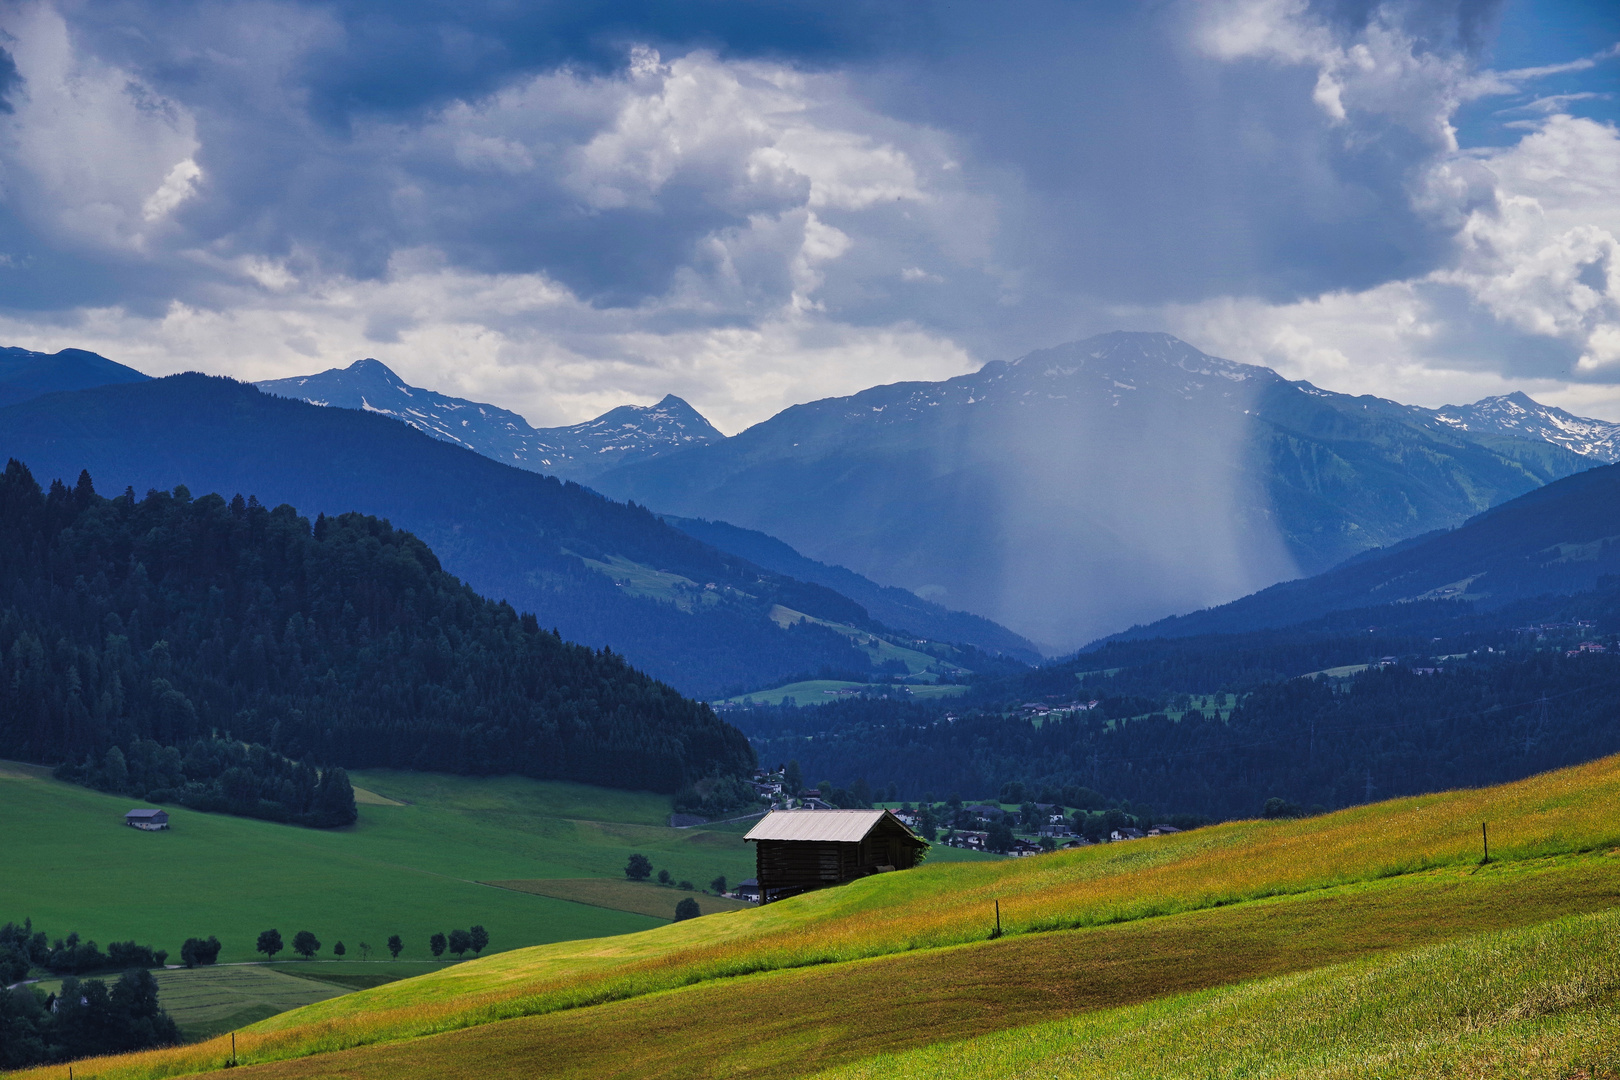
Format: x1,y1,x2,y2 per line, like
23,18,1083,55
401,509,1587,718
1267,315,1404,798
0,765,757,965
818,910,1620,1080
24,754,1620,1080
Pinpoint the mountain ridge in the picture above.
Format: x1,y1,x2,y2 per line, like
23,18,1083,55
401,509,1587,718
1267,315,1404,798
594,332,1596,648
0,374,893,698
257,358,723,481
0,345,149,408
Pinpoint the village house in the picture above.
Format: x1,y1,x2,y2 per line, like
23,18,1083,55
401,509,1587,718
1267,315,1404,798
1146,824,1182,837
1109,827,1146,841
125,808,169,831
744,809,928,903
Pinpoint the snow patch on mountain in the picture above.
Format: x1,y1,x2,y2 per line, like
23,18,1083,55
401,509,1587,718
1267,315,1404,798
1429,392,1620,463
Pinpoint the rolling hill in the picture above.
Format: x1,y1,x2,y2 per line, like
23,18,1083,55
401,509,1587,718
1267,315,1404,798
24,753,1620,1080
0,346,149,408
0,461,748,795
257,358,723,482
594,332,1596,649
0,374,916,698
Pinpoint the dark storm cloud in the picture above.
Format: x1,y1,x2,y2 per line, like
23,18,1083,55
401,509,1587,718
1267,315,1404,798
0,0,1614,424
19,0,1499,317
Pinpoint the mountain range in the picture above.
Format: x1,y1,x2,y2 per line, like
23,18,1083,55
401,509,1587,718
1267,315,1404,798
593,332,1601,649
0,374,935,699
258,359,724,481
12,333,1620,663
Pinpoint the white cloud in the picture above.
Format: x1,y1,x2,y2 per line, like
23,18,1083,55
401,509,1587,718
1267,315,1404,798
0,247,976,432
1162,112,1620,415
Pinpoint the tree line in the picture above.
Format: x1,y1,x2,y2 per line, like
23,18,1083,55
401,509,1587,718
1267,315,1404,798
0,918,184,1070
55,736,356,828
0,461,754,820
253,927,488,961
733,587,1620,821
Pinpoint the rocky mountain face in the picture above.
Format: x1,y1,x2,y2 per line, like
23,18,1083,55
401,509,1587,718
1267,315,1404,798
593,333,1596,649
258,359,723,481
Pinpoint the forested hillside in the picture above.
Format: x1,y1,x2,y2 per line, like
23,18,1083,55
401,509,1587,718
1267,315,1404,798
0,374,880,698
0,460,752,811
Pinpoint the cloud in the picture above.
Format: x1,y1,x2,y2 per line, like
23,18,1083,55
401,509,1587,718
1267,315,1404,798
0,0,1613,434
1159,111,1620,414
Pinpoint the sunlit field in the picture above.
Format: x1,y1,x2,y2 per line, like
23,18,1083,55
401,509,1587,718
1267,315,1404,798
18,754,1620,1080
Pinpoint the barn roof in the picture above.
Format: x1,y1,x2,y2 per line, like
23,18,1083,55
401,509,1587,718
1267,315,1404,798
125,808,165,818
745,809,922,844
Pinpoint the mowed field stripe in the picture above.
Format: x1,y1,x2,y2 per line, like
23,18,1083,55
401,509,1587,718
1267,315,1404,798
154,855,1620,1080
484,879,753,920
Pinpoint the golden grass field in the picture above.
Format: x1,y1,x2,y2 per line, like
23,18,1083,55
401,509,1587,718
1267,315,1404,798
14,754,1620,1080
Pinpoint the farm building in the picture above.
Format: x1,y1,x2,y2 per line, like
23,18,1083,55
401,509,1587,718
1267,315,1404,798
125,808,169,831
744,809,927,903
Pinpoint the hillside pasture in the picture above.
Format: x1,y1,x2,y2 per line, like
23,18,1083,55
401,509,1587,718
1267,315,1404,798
818,909,1620,1080
33,854,1620,1080
0,763,756,967
23,754,1620,1080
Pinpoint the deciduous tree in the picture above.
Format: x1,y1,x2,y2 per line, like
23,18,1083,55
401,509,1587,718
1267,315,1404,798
255,929,283,962
291,931,320,959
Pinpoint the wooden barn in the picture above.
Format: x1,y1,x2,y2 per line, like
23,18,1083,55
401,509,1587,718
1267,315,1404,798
124,808,169,831
744,809,927,903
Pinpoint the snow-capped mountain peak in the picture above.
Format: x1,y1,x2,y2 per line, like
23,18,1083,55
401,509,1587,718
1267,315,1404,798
1431,392,1620,463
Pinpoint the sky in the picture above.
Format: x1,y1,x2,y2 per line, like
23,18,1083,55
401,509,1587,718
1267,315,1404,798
0,0,1615,433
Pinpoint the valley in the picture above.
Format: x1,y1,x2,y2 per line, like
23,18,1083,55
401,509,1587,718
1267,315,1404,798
7,6,1617,1075
11,755,1620,1079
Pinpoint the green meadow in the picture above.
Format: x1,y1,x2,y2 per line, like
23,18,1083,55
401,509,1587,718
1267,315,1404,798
24,753,1620,1080
0,762,757,968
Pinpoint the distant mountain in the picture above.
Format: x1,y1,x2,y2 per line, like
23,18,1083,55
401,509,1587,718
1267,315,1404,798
0,346,148,408
0,375,907,699
664,516,1042,662
1428,391,1620,462
595,332,1594,649
1111,461,1620,642
258,358,723,480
